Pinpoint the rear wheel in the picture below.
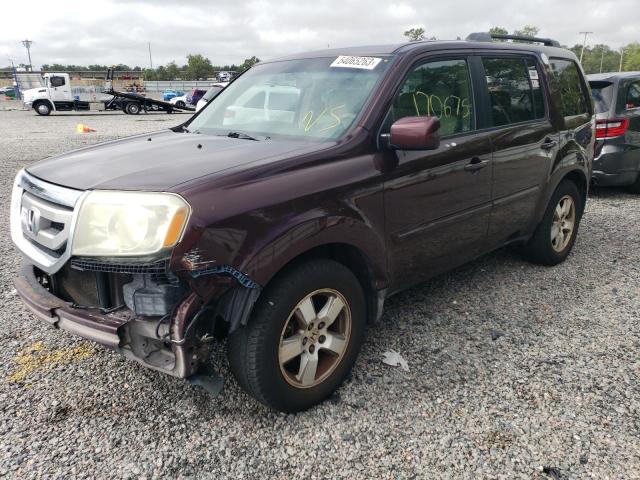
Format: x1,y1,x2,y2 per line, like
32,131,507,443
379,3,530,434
35,102,51,116
175,100,185,108
522,180,582,265
125,102,141,115
228,259,365,412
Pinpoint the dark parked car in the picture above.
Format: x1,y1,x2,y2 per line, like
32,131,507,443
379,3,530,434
10,33,594,412
588,72,640,192
186,88,207,105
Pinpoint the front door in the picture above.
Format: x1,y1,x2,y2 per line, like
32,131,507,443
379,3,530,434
382,57,492,290
48,75,71,104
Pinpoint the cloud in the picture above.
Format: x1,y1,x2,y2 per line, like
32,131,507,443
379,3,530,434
0,0,637,68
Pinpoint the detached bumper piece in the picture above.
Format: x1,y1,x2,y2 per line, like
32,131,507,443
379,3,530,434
14,263,209,382
14,263,126,348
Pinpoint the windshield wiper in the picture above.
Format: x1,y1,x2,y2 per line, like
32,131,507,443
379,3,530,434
226,131,259,141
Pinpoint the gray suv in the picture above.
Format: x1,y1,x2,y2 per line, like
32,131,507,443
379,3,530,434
588,72,640,192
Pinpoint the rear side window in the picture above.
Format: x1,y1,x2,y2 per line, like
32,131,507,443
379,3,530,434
626,81,640,110
482,57,545,127
549,59,591,117
589,80,614,114
391,59,474,136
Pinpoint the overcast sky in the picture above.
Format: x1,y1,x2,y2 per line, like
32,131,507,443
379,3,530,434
0,0,637,68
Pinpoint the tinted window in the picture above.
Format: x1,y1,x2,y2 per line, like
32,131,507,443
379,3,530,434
392,59,474,136
549,59,590,117
482,57,544,126
626,81,640,110
589,80,614,114
50,76,65,87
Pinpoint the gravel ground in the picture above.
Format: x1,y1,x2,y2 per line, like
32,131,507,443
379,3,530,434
0,108,638,479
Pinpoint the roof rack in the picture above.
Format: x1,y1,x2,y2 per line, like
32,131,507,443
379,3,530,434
466,32,561,48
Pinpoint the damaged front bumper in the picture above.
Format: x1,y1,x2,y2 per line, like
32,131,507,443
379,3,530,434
15,262,211,380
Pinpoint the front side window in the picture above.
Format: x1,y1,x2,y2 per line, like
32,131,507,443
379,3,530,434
49,76,65,88
391,59,474,136
188,56,393,140
625,81,640,110
549,58,591,117
482,57,544,127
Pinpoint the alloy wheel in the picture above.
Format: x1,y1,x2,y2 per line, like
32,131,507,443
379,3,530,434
278,289,351,389
550,195,576,252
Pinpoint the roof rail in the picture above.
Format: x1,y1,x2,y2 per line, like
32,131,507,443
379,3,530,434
466,32,561,48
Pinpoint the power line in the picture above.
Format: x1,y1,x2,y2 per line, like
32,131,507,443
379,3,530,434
21,39,33,71
578,31,593,64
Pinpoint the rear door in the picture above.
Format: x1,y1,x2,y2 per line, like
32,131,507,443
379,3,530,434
478,55,557,246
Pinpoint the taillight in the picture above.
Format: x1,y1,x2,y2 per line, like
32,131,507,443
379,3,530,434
596,118,629,139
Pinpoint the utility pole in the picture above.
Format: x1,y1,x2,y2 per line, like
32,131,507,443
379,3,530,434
619,47,625,72
579,31,593,64
20,39,33,71
600,45,605,73
148,42,153,70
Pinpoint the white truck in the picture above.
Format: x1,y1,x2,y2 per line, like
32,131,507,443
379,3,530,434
22,71,194,116
22,73,93,116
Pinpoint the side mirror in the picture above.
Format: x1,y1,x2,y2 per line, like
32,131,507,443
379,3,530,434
388,116,441,150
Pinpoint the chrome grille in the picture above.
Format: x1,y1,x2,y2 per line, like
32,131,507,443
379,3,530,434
10,170,85,274
20,191,73,254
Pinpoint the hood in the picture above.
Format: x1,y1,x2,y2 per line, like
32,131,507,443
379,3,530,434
26,130,328,192
22,87,47,102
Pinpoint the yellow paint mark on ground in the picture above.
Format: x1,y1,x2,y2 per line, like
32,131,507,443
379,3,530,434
8,341,95,383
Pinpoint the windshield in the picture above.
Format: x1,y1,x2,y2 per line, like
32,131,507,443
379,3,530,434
187,55,393,140
202,86,224,101
589,80,614,114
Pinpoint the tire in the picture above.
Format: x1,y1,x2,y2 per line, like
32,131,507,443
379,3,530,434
125,102,141,115
522,180,583,266
34,102,51,116
175,101,185,108
628,174,640,194
228,259,365,412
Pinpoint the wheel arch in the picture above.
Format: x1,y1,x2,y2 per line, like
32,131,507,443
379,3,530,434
263,242,384,325
32,99,54,112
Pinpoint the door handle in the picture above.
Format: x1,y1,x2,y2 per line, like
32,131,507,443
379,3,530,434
464,157,489,172
541,138,558,150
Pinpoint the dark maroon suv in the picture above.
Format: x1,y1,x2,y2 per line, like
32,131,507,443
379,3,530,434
11,33,594,412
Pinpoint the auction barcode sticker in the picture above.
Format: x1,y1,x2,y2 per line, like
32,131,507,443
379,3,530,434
330,56,382,70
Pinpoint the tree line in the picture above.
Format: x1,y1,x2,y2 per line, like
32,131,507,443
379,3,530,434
23,55,261,80
403,26,640,73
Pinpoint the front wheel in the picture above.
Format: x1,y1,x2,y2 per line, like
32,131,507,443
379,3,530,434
522,180,582,265
228,259,365,412
175,100,185,108
35,102,51,116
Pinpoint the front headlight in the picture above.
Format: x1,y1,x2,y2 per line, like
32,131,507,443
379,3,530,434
72,191,190,257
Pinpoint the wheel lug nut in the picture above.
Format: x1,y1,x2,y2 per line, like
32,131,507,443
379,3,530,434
309,345,315,354
318,322,325,329
308,323,314,330
319,335,326,344
302,337,308,345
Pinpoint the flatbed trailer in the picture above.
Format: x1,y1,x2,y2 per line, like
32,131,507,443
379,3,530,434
103,89,195,114
103,68,195,114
